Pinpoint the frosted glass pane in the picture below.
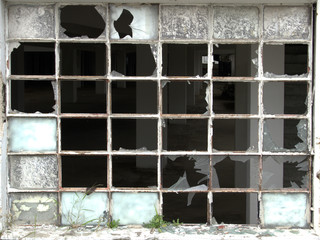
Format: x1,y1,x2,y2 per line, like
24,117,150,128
262,193,309,228
61,192,108,226
112,193,158,225
8,118,57,152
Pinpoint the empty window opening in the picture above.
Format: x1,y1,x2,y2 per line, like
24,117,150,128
112,81,157,114
60,5,106,38
11,43,55,75
112,155,157,188
162,81,208,114
162,44,207,77
263,44,308,76
113,9,133,39
111,44,156,76
60,43,106,76
61,118,107,150
212,44,258,77
112,119,157,150
61,80,106,113
11,80,55,113
62,155,107,187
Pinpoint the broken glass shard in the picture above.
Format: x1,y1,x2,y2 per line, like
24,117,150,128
112,192,158,225
262,156,309,189
11,80,55,113
262,193,309,228
9,155,58,189
161,6,208,39
61,118,107,150
110,5,158,40
61,192,108,225
8,5,54,39
8,118,57,152
62,155,107,188
112,155,157,188
10,193,58,225
60,5,106,38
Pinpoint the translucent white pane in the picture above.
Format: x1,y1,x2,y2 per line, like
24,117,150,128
112,192,158,225
264,7,310,40
161,6,208,39
61,192,108,226
10,155,58,189
110,5,158,40
8,5,55,39
8,118,57,152
213,7,259,39
262,193,309,228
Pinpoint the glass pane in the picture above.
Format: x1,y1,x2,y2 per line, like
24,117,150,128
61,118,107,150
62,155,107,187
161,6,208,40
112,81,157,113
262,156,309,189
213,119,258,151
112,193,158,225
61,80,106,113
163,119,208,151
112,155,157,188
11,80,55,113
213,82,258,114
162,81,208,114
163,193,207,223
162,44,207,77
162,155,209,190
112,119,157,151
212,156,259,188
8,118,57,152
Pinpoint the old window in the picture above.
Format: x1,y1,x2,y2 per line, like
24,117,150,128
6,3,313,229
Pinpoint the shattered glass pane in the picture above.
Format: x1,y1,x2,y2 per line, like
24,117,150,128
212,193,258,224
163,193,207,223
213,119,258,151
111,44,156,77
9,155,58,189
10,193,58,225
112,192,158,225
60,43,106,76
262,193,309,228
61,80,106,113
112,155,157,188
213,44,258,77
62,155,107,188
162,155,209,190
262,156,309,189
110,5,158,40
263,44,308,77
212,156,259,188
11,43,55,75
263,82,308,114
61,192,108,226
162,44,207,77
263,119,308,152
61,118,107,150
60,5,106,39
161,6,208,39
213,7,259,39
163,119,208,151
264,6,311,40
112,81,157,114
112,119,157,151
162,81,208,114
11,80,55,114
8,118,57,152
213,82,258,114
8,5,54,39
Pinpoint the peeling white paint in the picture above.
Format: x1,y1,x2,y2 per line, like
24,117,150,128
37,204,50,212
